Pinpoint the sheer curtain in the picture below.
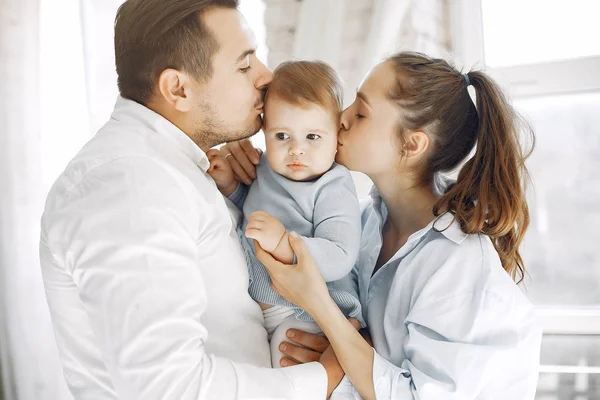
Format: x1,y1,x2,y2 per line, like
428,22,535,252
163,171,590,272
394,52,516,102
0,0,72,398
1,0,120,397
0,1,271,398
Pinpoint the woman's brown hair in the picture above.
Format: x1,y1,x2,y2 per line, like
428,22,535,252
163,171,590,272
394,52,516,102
387,52,534,283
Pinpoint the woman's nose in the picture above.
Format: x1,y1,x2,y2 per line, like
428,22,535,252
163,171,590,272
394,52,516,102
340,108,350,131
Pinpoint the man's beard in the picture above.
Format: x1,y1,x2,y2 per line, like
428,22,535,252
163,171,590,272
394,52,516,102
192,100,262,150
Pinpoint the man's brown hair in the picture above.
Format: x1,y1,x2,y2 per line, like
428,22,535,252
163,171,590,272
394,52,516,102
114,0,239,104
266,60,344,121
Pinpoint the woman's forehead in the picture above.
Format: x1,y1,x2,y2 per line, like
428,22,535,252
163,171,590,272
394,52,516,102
359,61,395,100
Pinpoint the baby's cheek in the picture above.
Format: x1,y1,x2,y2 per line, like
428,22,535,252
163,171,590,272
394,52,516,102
265,147,286,168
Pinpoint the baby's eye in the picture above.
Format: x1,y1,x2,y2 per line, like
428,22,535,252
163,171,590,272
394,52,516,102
306,133,321,140
276,132,289,140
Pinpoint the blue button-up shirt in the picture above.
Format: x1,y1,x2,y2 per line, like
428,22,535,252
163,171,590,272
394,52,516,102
334,188,542,399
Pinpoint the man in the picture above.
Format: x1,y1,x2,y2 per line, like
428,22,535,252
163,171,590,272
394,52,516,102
39,1,340,398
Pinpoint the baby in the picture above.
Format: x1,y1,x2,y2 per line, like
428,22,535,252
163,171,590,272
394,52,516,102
209,60,363,367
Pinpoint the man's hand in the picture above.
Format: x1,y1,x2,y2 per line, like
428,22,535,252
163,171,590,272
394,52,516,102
360,328,373,347
278,330,343,398
220,139,262,185
245,211,286,253
278,319,361,398
207,149,237,196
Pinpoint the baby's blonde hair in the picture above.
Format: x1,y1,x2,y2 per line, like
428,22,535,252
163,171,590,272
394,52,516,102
266,60,344,121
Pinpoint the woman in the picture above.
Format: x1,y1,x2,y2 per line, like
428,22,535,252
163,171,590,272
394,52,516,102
223,52,542,399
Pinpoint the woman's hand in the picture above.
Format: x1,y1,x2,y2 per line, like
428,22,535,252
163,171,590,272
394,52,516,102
219,139,262,185
254,232,330,315
257,236,377,398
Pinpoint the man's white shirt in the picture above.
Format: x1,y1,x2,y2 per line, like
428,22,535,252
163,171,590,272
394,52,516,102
39,97,327,399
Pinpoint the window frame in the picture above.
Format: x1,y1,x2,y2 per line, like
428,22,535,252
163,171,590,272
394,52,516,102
452,0,600,98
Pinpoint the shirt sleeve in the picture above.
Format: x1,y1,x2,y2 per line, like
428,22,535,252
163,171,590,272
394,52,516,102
301,171,362,282
227,182,250,210
54,157,327,400
370,280,541,398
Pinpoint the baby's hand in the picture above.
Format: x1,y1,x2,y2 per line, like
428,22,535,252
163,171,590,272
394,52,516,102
207,149,237,196
245,211,286,253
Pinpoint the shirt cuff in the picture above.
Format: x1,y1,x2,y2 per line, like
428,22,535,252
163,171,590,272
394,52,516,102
227,182,244,204
330,376,361,399
372,348,412,396
372,348,390,384
282,361,328,400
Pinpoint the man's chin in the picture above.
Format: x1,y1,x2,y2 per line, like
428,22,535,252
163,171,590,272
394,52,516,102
245,115,263,138
226,118,261,143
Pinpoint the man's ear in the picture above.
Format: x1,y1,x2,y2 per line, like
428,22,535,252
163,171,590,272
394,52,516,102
156,69,194,112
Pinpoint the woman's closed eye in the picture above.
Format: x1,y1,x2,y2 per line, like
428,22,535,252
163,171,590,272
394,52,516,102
276,132,290,140
355,113,364,119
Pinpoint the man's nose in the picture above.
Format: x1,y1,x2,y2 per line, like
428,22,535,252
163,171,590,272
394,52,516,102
255,59,273,90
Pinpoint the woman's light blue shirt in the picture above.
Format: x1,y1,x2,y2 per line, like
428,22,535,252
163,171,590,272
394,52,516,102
334,188,542,399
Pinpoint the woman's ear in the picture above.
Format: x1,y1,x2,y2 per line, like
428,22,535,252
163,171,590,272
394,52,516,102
403,130,430,159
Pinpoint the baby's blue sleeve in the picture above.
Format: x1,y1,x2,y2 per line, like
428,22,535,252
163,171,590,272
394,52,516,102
227,183,250,210
301,170,361,282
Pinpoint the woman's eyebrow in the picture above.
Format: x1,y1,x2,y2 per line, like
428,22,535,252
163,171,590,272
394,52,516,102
356,91,371,107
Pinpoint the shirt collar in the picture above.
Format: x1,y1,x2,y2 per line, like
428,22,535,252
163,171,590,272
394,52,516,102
369,185,468,245
110,96,210,172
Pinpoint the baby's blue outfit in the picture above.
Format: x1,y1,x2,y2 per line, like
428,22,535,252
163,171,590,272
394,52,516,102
228,155,364,324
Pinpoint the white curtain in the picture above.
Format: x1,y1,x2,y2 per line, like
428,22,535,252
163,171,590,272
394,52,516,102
292,0,347,70
0,0,73,399
361,0,412,73
79,0,126,134
1,0,123,397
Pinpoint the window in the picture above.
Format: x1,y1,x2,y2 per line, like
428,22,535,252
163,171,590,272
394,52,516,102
481,0,600,68
453,1,600,398
453,0,600,98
